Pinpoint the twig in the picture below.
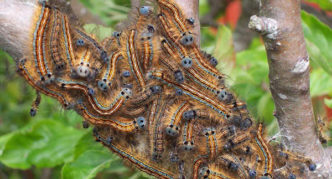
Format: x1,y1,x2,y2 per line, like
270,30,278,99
249,0,331,177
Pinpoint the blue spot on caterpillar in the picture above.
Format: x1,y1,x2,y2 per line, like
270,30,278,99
122,70,131,78
76,39,85,46
288,173,296,179
182,110,195,121
75,29,108,62
175,88,183,95
180,32,194,46
150,85,162,94
186,18,195,25
181,57,193,68
139,6,151,15
174,70,184,83
249,169,256,178
135,116,146,129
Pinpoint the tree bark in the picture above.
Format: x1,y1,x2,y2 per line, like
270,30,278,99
0,0,35,60
249,0,331,177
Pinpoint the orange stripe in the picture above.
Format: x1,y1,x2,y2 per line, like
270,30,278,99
36,8,50,75
19,62,66,106
108,52,122,80
193,158,204,179
158,0,187,32
143,41,150,70
64,84,124,116
159,14,188,57
208,135,216,159
152,72,230,116
193,46,222,75
64,16,76,64
82,50,91,63
128,30,146,88
188,68,219,90
187,121,193,141
161,40,178,60
81,108,136,132
257,124,273,174
174,103,190,125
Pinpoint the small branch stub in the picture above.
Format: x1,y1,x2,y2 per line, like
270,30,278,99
248,15,278,39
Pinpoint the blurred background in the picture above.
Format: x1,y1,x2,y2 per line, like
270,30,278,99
0,0,331,178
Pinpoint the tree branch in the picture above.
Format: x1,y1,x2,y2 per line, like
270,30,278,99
249,0,331,177
0,0,35,60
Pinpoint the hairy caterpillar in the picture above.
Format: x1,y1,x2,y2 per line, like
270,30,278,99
4,0,320,178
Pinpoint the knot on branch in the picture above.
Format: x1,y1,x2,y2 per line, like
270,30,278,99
291,56,310,74
248,15,278,40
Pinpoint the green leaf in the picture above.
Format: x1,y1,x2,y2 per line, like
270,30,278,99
0,133,15,157
214,26,235,75
62,150,116,179
324,98,332,108
83,24,113,41
213,26,234,60
306,0,332,11
79,0,129,26
230,40,275,124
61,132,119,179
302,11,332,75
257,93,275,123
0,120,84,169
310,68,332,97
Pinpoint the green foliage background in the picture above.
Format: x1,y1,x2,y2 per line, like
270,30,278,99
0,0,331,178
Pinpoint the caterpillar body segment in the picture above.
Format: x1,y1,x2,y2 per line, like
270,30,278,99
50,9,66,72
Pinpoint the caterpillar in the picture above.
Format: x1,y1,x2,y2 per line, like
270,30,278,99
204,127,218,159
33,1,50,78
50,9,66,72
8,0,319,178
30,91,41,117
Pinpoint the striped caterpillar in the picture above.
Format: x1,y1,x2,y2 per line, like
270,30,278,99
10,0,319,178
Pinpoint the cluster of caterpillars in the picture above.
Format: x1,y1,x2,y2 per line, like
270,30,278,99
17,0,318,178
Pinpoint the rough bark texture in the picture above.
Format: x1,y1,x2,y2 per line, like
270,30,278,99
0,0,34,60
249,0,331,177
